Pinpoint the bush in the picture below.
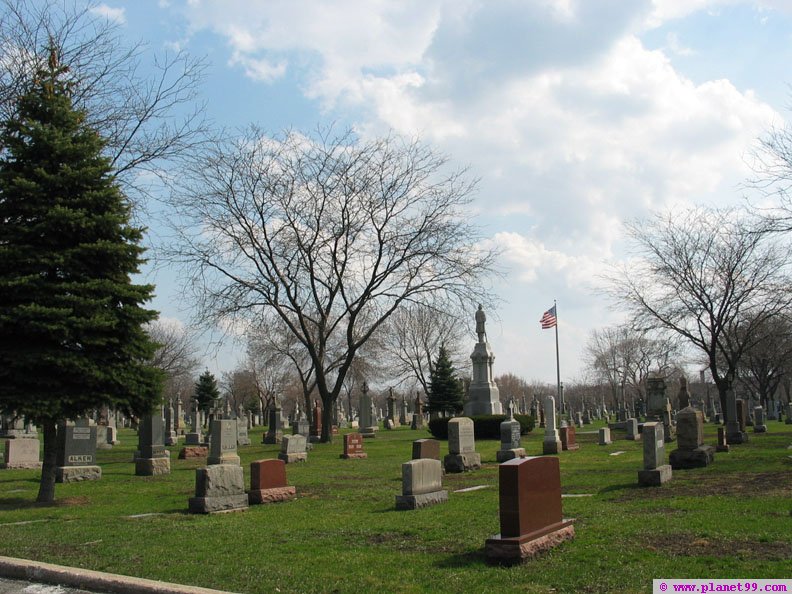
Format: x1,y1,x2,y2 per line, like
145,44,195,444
427,414,535,440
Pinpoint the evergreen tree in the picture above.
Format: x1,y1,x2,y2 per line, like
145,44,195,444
0,48,162,503
194,370,220,415
427,345,464,415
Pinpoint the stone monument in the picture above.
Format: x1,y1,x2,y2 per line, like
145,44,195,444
496,404,525,462
278,434,308,463
0,415,40,470
598,427,612,446
207,419,241,466
542,396,562,455
188,464,248,514
185,400,203,446
443,417,481,473
412,438,440,461
310,399,322,443
669,407,715,469
559,424,580,451
726,389,748,444
55,418,101,483
646,376,675,442
340,432,367,459
410,393,424,430
753,406,767,433
464,305,503,416
637,421,672,486
359,382,378,438
395,458,448,510
135,411,170,476
484,456,575,563
248,459,296,504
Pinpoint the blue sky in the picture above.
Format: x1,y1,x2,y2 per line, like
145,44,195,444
93,0,792,385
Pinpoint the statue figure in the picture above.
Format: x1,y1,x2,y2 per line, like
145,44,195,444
678,376,690,409
475,304,487,343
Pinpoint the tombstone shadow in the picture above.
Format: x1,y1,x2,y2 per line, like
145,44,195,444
598,482,640,495
434,549,488,569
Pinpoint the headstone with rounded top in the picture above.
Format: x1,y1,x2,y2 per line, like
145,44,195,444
248,459,296,504
444,417,481,472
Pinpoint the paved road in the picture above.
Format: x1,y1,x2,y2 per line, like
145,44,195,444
0,577,98,594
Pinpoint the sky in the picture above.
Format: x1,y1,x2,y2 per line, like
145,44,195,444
92,0,792,386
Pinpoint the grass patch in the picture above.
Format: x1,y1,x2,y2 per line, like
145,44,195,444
0,421,791,593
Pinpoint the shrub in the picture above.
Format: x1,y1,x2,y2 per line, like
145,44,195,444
427,414,535,440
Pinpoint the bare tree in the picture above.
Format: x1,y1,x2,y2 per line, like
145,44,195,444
605,207,792,421
145,318,200,379
221,368,259,416
380,302,467,394
0,0,206,201
734,314,792,407
168,128,498,441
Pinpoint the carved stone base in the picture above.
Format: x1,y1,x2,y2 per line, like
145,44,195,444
135,457,171,476
443,452,481,473
395,490,448,510
263,431,282,444
56,466,101,483
726,430,748,445
207,454,240,466
638,464,672,486
496,448,525,463
178,446,207,459
753,425,767,433
188,494,249,514
485,520,575,564
248,486,296,504
542,439,561,455
669,445,715,469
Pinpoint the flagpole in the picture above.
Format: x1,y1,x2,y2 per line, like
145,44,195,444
554,299,562,414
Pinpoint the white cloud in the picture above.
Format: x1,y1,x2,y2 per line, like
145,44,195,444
162,0,784,380
89,4,126,24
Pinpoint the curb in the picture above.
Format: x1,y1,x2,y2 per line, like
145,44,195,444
0,556,238,594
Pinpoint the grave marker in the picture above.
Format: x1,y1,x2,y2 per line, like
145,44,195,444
542,396,562,455
598,427,612,446
248,459,296,504
135,412,170,476
485,456,575,563
444,417,481,473
395,458,448,510
188,464,248,514
669,407,715,469
207,419,241,466
278,434,308,463
412,438,440,461
559,425,580,451
55,418,101,483
340,433,367,459
637,422,672,486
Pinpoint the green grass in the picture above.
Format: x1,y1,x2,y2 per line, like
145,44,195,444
1,420,791,594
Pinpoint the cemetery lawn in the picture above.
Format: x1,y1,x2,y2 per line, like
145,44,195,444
1,423,791,594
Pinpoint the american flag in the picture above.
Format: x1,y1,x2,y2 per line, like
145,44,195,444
540,305,557,329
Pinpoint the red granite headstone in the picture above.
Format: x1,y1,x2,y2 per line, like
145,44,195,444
251,459,288,490
248,459,296,504
485,456,575,563
412,438,440,460
559,426,579,451
341,433,367,459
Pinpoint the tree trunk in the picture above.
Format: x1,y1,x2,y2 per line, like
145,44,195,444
36,419,58,504
321,395,334,443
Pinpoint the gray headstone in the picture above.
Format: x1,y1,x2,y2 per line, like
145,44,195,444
208,419,240,465
642,422,666,470
447,417,475,454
